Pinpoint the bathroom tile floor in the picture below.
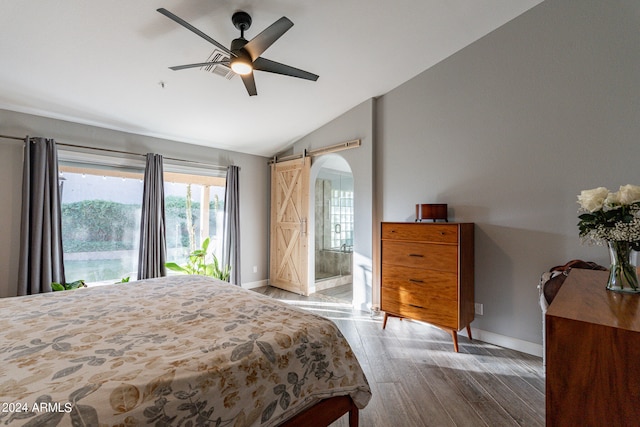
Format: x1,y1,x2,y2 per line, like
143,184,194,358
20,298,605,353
315,283,352,303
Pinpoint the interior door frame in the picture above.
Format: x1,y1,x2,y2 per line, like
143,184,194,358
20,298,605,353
307,154,355,303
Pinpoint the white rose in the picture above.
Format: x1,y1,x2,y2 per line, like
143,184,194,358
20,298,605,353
618,184,640,205
577,187,609,212
604,191,621,209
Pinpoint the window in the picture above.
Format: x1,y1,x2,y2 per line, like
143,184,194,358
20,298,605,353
164,172,226,272
330,186,354,250
59,164,225,285
60,166,143,285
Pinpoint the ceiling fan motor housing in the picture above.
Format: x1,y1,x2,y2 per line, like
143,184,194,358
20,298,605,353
230,38,248,51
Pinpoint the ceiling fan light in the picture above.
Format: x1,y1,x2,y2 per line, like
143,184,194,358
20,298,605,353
231,57,252,75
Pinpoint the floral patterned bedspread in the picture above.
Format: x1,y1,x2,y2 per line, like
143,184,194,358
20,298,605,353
0,276,371,426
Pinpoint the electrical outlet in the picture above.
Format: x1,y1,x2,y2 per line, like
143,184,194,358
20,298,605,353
475,303,484,316
253,266,258,273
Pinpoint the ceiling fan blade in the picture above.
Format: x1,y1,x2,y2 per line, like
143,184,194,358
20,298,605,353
157,8,235,58
169,61,230,71
253,57,319,81
241,72,257,96
243,17,293,61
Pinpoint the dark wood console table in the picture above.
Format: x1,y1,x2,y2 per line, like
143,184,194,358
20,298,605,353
545,268,640,426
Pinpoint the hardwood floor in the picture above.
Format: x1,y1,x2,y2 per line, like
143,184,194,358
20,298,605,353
252,286,545,427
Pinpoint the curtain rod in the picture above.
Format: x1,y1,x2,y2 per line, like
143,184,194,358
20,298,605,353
0,133,228,171
0,134,24,141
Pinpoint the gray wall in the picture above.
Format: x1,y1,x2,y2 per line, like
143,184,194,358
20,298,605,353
0,109,270,297
290,99,375,311
0,133,23,297
376,0,640,349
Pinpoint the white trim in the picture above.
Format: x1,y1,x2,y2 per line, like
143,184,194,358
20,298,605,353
242,279,268,290
58,147,145,170
458,327,543,357
162,160,226,177
58,147,226,177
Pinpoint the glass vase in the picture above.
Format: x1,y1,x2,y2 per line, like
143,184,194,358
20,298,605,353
606,241,640,293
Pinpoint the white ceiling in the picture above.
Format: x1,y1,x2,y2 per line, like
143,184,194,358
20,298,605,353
0,0,542,157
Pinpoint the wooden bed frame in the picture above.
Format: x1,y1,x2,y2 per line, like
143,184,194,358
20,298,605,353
281,396,359,427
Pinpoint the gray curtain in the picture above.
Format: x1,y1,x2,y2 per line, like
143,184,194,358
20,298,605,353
137,153,166,279
223,165,240,285
17,137,66,295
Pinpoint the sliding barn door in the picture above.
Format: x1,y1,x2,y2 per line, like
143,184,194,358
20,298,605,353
270,157,310,295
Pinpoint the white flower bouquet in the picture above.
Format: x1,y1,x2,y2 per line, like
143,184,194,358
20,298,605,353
577,184,640,292
577,185,640,246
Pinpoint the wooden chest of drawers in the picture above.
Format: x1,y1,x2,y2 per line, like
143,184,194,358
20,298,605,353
380,222,475,352
545,269,640,426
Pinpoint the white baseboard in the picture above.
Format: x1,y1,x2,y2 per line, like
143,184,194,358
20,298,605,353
458,327,543,357
242,279,268,290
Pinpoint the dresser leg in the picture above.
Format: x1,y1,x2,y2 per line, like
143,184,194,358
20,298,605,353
382,313,389,329
466,325,473,341
450,330,459,352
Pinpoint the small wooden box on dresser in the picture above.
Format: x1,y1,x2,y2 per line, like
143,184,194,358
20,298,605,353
380,222,475,352
545,268,640,427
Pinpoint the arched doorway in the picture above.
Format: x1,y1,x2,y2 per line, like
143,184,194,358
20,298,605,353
308,155,353,304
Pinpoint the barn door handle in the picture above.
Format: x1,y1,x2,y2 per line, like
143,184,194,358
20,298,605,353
301,218,307,236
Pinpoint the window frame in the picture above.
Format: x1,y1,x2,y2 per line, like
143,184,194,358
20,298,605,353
58,148,226,285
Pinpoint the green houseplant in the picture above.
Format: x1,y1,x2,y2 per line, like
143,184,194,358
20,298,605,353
51,279,87,291
165,237,231,281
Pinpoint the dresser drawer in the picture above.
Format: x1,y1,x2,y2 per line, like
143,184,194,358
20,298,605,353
381,265,458,295
381,291,458,329
382,241,458,272
382,223,458,243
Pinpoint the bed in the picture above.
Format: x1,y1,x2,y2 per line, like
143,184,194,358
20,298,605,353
0,275,371,426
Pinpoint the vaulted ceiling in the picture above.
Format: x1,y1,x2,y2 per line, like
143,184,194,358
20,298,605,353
0,1,542,156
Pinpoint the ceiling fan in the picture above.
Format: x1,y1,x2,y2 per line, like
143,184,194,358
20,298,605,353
157,8,319,96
